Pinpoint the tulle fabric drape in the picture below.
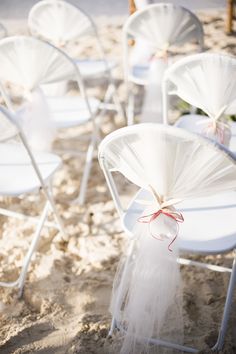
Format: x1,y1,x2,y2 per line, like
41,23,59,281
0,36,76,150
110,223,183,354
126,4,203,123
166,53,236,145
140,58,168,123
0,36,75,90
28,0,92,46
104,124,236,201
127,4,203,49
99,123,236,353
166,53,236,120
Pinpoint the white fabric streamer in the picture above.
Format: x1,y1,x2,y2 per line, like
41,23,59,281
18,89,56,151
126,4,203,124
111,203,183,354
28,0,93,47
141,57,168,123
127,4,203,50
167,54,236,119
0,36,76,151
167,53,236,146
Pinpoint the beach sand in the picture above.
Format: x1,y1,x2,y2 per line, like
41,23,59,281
0,3,236,354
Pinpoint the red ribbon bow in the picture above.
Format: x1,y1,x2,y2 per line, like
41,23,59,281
138,208,184,252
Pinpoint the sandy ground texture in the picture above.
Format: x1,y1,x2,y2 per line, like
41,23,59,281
0,7,236,354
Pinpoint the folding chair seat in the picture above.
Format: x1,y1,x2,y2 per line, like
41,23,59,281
98,123,236,353
0,106,64,296
0,35,101,204
123,3,204,124
28,0,124,120
162,52,236,152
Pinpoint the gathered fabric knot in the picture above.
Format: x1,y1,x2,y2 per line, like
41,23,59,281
198,118,230,145
205,119,229,145
150,42,170,62
138,207,184,252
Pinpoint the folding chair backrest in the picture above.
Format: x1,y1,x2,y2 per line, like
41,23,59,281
0,36,79,92
28,0,96,46
124,3,204,50
99,124,236,215
0,35,91,117
163,53,236,123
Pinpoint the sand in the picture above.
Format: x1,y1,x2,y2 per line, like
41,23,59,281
0,5,236,354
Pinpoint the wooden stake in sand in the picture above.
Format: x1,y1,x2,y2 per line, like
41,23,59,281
129,0,137,15
226,0,235,34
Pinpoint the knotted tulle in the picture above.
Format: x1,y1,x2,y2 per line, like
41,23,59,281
197,118,231,147
138,206,184,251
18,88,56,151
110,201,184,354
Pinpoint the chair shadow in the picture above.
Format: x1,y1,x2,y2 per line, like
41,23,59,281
0,322,58,354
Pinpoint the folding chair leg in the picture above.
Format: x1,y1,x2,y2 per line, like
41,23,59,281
99,83,114,116
111,84,126,123
109,239,135,336
127,91,135,125
77,135,96,205
46,184,67,239
17,201,50,297
212,253,236,351
98,79,126,123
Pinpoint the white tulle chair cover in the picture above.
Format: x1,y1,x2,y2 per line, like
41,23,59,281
124,3,203,123
0,36,75,91
101,124,236,207
165,53,236,120
125,4,203,52
99,123,236,353
28,0,93,46
164,53,236,146
0,36,77,150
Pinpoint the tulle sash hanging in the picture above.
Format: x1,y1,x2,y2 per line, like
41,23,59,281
110,190,184,354
18,88,56,151
141,48,169,123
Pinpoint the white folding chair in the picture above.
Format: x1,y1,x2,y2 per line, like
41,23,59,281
162,52,236,151
28,0,125,121
98,123,236,352
0,105,64,297
0,35,101,204
123,3,204,124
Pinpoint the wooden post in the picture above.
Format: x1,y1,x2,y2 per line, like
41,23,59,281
226,0,234,34
129,0,137,15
